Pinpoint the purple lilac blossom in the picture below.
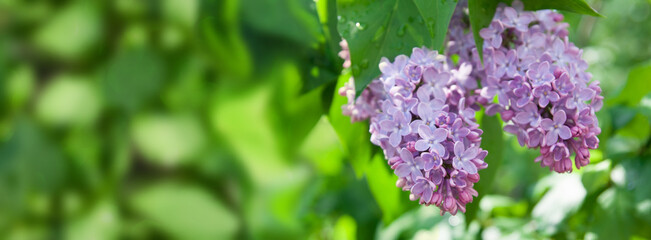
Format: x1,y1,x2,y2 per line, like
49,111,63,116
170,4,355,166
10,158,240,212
337,0,602,215
446,0,602,173
338,44,487,215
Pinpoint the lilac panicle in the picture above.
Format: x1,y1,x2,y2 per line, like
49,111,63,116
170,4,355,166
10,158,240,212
338,43,487,215
447,0,602,173
337,0,602,216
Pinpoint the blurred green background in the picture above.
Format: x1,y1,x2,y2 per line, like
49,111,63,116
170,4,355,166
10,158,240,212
0,0,650,239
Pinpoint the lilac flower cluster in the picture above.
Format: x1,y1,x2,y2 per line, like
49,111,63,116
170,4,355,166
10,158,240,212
337,0,602,214
447,1,602,173
339,44,488,215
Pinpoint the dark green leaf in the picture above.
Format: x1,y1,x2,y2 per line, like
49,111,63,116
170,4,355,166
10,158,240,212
103,48,164,112
199,0,252,78
590,187,634,239
521,0,602,17
242,0,322,47
465,114,504,224
300,0,344,93
581,160,611,194
130,181,239,239
337,0,457,93
0,120,66,194
412,0,458,51
610,62,651,106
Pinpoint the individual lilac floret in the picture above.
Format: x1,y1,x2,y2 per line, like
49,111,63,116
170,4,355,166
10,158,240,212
338,46,487,215
541,110,572,146
451,0,603,172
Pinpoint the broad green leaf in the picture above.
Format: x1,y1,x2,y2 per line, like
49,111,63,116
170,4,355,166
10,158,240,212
615,113,650,143
532,174,586,234
521,0,602,17
0,120,66,194
66,200,119,240
611,62,651,106
130,181,238,240
162,0,197,28
131,114,206,167
35,74,101,127
412,0,458,51
376,206,445,240
32,1,103,60
581,160,611,194
366,153,403,224
590,187,634,239
316,0,344,69
621,158,651,228
479,195,528,218
638,93,651,122
337,0,458,93
103,48,164,112
300,0,344,93
242,0,322,46
465,114,503,224
199,0,252,78
328,73,372,177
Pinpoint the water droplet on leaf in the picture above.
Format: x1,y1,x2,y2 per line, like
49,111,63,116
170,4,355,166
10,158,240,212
352,65,360,75
355,22,366,30
397,25,406,37
361,59,369,69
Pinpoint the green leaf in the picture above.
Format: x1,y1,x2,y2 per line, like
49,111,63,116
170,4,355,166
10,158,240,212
638,93,651,122
199,0,252,78
131,114,206,167
103,48,164,112
366,153,404,224
130,181,238,240
317,0,344,69
376,206,445,240
242,0,322,46
532,174,586,234
590,187,634,239
521,0,602,17
35,74,101,127
412,0,458,52
328,73,372,177
337,0,458,93
0,120,66,195
465,114,503,224
32,1,102,60
610,62,651,106
161,0,198,28
66,200,120,240
300,0,344,93
581,160,611,195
